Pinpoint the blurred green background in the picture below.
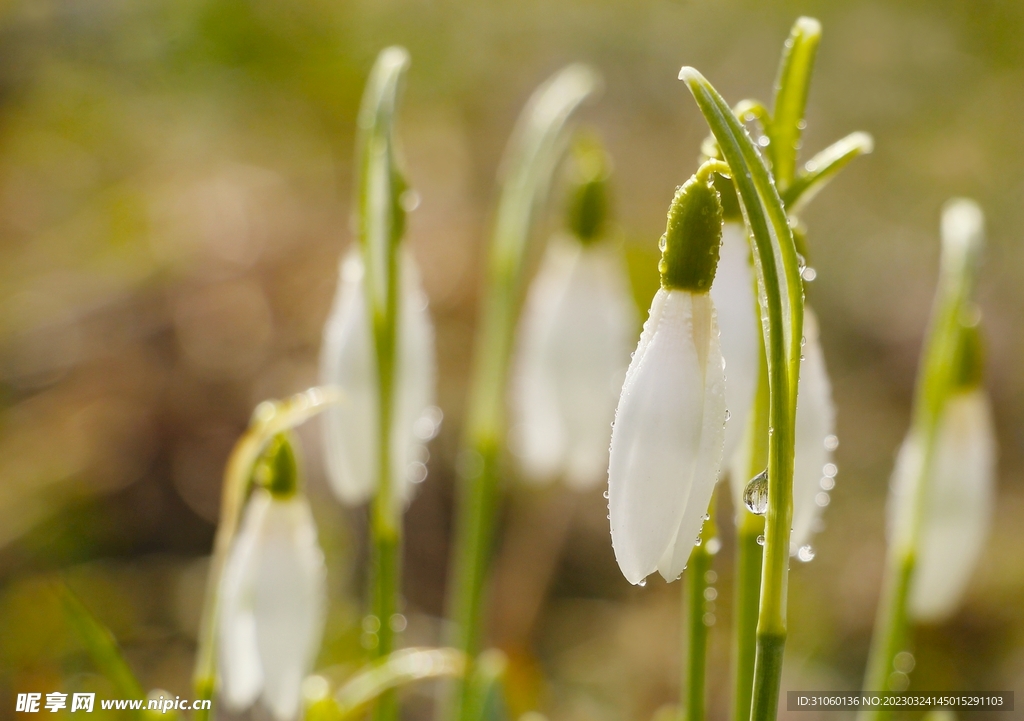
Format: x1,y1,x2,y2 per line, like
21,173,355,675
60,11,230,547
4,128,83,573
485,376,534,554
0,0,1022,719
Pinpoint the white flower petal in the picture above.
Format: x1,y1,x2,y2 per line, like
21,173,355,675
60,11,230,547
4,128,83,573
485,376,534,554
319,250,437,507
657,296,726,581
218,491,270,711
511,238,634,489
609,289,706,585
711,222,759,504
908,390,995,622
790,308,835,553
254,495,328,721
319,253,378,504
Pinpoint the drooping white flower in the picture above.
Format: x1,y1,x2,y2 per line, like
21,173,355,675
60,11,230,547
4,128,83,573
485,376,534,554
714,221,836,555
790,308,836,553
218,488,327,721
890,388,996,622
511,236,634,489
608,168,726,585
319,249,438,507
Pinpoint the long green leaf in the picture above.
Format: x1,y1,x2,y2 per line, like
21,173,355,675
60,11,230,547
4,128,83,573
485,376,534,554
768,17,822,190
57,582,146,717
782,132,874,213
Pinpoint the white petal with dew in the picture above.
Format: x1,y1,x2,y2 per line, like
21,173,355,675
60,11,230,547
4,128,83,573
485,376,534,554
511,238,634,489
319,253,378,504
319,250,437,507
253,494,328,721
657,295,727,581
711,222,760,503
790,308,835,553
609,289,705,585
391,254,438,507
908,390,995,622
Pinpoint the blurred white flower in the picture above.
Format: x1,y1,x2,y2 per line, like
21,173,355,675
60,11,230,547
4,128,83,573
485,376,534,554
510,237,634,489
319,250,438,507
892,388,996,622
218,488,327,721
608,288,726,584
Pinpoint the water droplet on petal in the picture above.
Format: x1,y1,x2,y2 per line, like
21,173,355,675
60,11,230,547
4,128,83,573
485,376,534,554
694,536,702,546
724,409,731,422
637,578,647,587
659,235,667,251
743,470,769,515
797,545,816,562
756,534,766,546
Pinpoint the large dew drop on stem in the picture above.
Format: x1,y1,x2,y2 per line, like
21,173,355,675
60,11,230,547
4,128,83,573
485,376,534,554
743,470,769,515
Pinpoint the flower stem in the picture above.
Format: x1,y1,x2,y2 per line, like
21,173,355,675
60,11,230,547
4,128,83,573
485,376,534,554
442,65,597,721
352,47,412,721
858,201,984,721
732,342,769,721
682,495,717,721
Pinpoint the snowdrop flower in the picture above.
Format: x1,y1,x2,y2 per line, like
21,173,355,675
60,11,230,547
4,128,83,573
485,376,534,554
218,435,327,721
893,325,996,622
608,164,727,585
319,249,438,507
511,149,634,489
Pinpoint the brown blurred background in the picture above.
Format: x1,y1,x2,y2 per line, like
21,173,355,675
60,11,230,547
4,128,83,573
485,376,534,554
0,0,1022,719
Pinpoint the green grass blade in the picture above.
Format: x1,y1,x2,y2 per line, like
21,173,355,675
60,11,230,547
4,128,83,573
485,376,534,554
57,582,146,715
783,132,874,213
768,17,822,191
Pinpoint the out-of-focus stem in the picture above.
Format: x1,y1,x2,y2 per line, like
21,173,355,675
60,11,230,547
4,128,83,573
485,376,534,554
443,65,598,721
682,494,718,721
859,201,984,721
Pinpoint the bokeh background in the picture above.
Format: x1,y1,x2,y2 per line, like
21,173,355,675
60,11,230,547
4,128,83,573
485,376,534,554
1,0,1023,719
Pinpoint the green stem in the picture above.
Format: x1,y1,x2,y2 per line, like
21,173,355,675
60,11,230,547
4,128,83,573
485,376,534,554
353,47,411,721
680,69,804,721
732,282,770,721
443,65,597,721
683,498,717,721
732,515,764,721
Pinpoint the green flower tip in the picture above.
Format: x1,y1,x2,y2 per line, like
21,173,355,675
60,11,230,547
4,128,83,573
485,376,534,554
566,135,611,243
659,161,724,292
254,433,300,498
940,197,984,266
953,316,985,390
793,16,822,41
